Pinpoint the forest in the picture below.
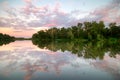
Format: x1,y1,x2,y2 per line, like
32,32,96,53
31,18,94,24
32,21,120,43
0,33,15,46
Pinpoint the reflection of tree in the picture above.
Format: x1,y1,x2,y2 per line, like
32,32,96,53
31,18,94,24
32,40,120,60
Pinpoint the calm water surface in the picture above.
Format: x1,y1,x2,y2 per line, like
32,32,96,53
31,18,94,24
0,41,120,80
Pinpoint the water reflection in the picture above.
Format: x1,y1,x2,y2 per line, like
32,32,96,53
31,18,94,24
91,54,120,80
0,41,120,80
32,40,120,59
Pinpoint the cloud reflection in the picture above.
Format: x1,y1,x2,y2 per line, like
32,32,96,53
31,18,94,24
91,54,120,80
0,41,79,80
0,41,120,80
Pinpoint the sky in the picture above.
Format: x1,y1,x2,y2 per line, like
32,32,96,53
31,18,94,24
0,0,120,38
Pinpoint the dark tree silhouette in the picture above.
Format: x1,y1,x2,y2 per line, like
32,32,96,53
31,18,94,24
0,33,15,46
32,21,120,42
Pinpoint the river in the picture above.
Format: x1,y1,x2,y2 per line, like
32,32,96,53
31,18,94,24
0,40,120,80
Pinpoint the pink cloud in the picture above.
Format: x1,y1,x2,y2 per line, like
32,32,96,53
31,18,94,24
44,23,57,27
54,2,61,12
24,0,32,3
115,16,120,24
0,0,85,29
1,0,120,30
21,1,78,27
90,0,120,24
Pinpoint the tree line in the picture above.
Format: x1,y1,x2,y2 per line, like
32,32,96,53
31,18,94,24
32,21,120,43
0,33,15,46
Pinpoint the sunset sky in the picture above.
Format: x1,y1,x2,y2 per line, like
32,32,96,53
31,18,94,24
0,0,120,38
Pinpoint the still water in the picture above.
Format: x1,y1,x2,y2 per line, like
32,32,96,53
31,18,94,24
0,40,120,80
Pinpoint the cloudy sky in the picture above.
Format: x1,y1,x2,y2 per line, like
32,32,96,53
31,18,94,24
0,0,120,37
